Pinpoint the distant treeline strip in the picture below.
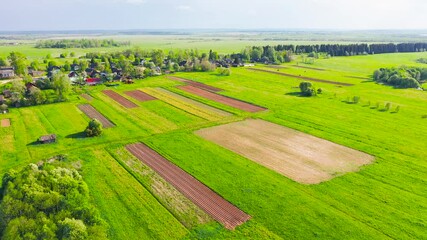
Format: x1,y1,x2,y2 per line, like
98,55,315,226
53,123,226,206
35,39,130,49
273,43,427,56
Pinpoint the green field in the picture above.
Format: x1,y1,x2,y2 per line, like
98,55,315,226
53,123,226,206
1,51,427,239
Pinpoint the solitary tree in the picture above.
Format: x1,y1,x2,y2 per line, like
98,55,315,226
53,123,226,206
85,119,103,137
299,81,317,96
52,72,71,101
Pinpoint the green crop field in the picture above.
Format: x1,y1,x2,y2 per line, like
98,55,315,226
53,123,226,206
1,50,426,239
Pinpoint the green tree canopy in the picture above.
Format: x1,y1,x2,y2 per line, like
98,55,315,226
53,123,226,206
85,118,103,137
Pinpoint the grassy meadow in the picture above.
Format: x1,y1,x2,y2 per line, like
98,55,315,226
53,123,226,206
0,50,426,239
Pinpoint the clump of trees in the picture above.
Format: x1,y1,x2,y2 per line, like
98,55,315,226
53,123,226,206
85,119,103,137
0,161,108,239
217,67,231,76
35,39,130,49
373,67,427,89
299,81,320,96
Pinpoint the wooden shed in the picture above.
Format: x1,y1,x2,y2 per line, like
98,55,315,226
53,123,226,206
39,134,57,144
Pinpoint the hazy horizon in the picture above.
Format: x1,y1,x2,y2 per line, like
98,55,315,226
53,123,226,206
1,0,426,31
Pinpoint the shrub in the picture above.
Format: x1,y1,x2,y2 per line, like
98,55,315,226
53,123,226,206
394,106,400,113
353,96,360,104
299,81,317,97
217,67,231,76
317,88,323,94
384,103,391,111
85,119,103,137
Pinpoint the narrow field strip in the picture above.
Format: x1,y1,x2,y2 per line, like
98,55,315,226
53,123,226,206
102,90,138,108
126,143,251,230
177,85,267,113
1,119,10,127
81,93,93,101
292,65,327,71
265,65,289,69
124,90,157,102
248,68,354,86
78,104,115,128
141,88,232,121
167,76,222,92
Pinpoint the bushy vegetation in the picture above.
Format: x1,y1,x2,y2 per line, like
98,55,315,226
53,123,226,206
0,160,108,239
373,66,427,88
85,119,103,137
35,39,130,49
299,81,317,96
416,58,427,64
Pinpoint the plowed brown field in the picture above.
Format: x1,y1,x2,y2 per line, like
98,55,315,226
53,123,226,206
102,90,138,108
126,143,251,230
196,119,374,184
78,104,115,128
1,119,10,127
167,76,222,92
124,90,157,102
81,93,93,101
178,85,266,113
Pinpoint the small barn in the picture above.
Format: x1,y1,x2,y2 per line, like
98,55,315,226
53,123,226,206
39,134,57,144
0,67,14,79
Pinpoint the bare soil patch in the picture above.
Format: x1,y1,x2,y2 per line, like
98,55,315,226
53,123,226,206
249,68,354,86
178,85,267,113
196,119,374,184
102,90,138,108
81,93,93,101
345,76,370,80
1,118,10,127
78,104,115,128
167,76,222,92
126,143,251,229
124,90,157,102
292,65,326,71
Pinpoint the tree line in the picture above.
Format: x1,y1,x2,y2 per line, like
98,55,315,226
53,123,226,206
0,160,108,239
373,67,427,88
35,39,130,49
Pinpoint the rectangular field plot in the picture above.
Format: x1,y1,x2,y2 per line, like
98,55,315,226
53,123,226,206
102,90,138,108
248,68,353,86
178,85,267,113
1,119,10,127
126,143,251,230
78,104,115,128
81,93,93,101
167,76,222,92
124,90,157,102
196,119,374,184
142,88,232,121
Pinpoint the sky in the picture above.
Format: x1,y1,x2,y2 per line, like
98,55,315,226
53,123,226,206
1,0,426,31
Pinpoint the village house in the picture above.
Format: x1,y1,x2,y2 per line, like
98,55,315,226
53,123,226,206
86,78,102,86
28,69,45,77
0,67,15,79
39,134,57,144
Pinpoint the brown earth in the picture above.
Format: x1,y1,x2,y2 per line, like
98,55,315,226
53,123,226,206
167,76,222,92
102,90,138,108
126,143,251,230
345,76,370,80
78,104,115,128
124,90,157,102
196,119,374,184
81,93,93,101
177,85,267,113
249,68,354,86
1,119,10,127
292,65,326,71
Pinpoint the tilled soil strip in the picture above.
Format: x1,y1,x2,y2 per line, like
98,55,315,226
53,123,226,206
78,104,115,128
1,119,10,127
124,90,157,102
292,65,326,71
81,93,93,101
248,68,354,86
177,85,267,113
167,76,222,92
265,65,288,69
126,143,251,230
102,90,138,108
